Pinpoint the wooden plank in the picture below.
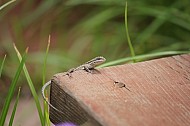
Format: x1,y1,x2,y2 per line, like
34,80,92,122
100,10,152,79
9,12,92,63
49,54,190,126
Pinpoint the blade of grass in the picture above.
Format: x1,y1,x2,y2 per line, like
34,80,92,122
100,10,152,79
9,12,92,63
98,51,190,68
125,2,136,62
0,0,16,11
0,47,28,126
13,44,45,126
0,54,6,77
8,87,21,126
43,35,51,126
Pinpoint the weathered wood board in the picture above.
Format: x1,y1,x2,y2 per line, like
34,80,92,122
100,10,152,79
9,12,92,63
49,54,190,126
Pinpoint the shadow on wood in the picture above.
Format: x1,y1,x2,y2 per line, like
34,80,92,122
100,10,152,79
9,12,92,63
49,54,190,126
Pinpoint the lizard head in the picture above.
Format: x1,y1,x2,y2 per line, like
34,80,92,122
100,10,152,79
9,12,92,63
87,56,106,67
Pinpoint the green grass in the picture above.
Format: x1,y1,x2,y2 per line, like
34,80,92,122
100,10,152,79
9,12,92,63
13,44,45,126
0,48,28,126
125,2,135,61
8,87,21,126
99,50,190,68
0,54,6,77
42,36,51,126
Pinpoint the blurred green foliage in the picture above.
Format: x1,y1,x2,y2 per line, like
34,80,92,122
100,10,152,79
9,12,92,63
0,0,190,99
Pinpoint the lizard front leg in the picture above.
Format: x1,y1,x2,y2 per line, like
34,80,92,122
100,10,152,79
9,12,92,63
65,68,75,77
83,65,93,73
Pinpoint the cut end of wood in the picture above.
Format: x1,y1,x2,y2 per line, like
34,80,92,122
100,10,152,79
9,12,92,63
49,79,102,126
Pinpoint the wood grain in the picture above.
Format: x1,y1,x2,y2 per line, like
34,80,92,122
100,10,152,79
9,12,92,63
49,54,190,126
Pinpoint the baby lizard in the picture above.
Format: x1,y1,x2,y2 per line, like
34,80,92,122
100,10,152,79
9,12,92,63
41,56,106,113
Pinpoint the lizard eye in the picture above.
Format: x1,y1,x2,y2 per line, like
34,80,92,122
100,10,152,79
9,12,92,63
96,58,102,60
96,56,105,61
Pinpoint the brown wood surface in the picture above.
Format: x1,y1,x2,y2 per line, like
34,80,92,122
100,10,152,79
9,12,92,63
49,54,190,126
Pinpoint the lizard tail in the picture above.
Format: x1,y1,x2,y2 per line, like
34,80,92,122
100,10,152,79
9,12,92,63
42,80,64,114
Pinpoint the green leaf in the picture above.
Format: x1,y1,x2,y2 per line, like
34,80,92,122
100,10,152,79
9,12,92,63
0,54,6,77
13,44,45,126
0,47,28,126
8,87,21,126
